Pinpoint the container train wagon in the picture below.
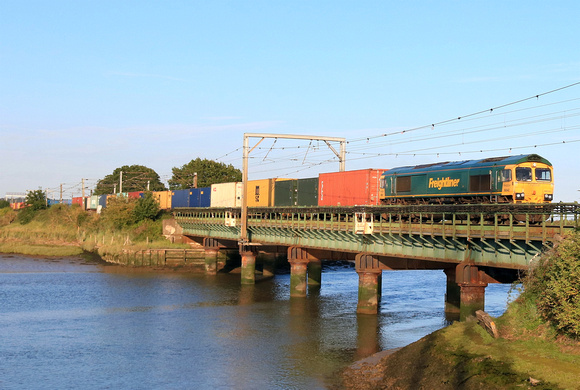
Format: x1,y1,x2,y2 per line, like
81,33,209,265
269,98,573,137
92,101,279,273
59,154,554,213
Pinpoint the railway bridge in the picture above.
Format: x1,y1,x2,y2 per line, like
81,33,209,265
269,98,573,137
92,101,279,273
172,203,579,319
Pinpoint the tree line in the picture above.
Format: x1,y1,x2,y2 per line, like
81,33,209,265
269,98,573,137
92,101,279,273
93,158,241,195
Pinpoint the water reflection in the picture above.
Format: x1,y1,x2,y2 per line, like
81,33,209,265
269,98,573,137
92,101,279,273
355,314,381,360
0,254,515,389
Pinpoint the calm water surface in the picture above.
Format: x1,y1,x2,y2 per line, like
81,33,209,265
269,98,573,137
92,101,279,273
0,254,515,389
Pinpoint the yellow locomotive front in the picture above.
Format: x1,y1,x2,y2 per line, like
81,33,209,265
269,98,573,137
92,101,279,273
499,161,554,203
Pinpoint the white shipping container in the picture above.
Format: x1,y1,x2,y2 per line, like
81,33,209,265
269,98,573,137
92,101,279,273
89,195,99,210
211,182,242,207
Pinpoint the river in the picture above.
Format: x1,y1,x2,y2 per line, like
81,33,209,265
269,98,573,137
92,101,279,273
0,254,515,389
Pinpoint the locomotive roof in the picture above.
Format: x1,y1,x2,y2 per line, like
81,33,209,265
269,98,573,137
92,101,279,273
384,154,551,175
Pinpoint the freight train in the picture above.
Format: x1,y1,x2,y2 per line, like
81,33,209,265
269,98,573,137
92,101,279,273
65,154,552,212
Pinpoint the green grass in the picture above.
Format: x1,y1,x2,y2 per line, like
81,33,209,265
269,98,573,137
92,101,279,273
0,242,84,257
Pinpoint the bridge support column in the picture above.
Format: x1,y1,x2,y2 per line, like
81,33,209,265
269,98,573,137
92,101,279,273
288,247,319,297
240,245,257,285
444,268,461,315
203,238,221,275
289,261,308,297
456,263,488,320
204,248,218,274
356,271,382,314
308,260,322,286
355,254,384,315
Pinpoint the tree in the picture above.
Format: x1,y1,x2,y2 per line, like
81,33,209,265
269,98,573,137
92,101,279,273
168,158,242,190
133,192,160,221
0,199,10,209
25,189,47,210
94,165,167,195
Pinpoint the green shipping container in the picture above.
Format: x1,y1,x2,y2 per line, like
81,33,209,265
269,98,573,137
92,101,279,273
274,178,318,206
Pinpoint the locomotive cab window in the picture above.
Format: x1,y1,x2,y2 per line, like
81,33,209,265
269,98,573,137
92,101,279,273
535,168,552,182
515,167,532,182
500,169,512,182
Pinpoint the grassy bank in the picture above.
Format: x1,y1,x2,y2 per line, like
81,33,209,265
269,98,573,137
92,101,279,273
340,231,580,390
0,202,188,258
340,319,580,389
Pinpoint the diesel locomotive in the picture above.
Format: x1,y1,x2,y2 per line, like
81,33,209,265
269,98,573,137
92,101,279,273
379,154,553,205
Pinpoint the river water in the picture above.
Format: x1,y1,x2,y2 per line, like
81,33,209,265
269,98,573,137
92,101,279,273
0,254,515,389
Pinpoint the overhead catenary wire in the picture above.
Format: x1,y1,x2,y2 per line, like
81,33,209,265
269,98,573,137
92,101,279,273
346,81,580,144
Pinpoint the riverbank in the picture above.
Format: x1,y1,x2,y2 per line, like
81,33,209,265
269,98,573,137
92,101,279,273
339,317,580,389
0,205,191,259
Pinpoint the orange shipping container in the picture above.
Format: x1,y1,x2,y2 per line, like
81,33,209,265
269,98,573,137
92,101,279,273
318,169,387,206
152,191,172,209
246,178,292,207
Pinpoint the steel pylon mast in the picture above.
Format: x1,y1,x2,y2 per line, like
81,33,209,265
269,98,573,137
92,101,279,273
240,133,346,244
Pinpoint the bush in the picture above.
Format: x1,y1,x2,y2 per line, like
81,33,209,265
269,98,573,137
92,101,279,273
523,232,580,338
16,207,37,225
100,197,137,229
25,189,47,210
0,199,10,209
133,192,160,221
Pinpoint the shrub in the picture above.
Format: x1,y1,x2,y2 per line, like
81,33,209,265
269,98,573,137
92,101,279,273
25,189,47,210
133,192,160,221
16,207,37,225
523,232,580,338
100,196,137,229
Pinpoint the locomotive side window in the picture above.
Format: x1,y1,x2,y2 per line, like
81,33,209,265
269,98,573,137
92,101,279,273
535,168,552,182
515,167,532,182
500,169,512,182
469,174,491,192
396,176,411,192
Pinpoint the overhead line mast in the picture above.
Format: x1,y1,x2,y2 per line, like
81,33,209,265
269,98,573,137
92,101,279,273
241,133,346,244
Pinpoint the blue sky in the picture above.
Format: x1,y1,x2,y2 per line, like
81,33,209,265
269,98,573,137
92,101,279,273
1,1,579,201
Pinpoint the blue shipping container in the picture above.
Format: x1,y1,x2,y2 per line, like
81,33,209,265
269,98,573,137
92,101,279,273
172,189,190,208
189,187,211,207
98,195,107,208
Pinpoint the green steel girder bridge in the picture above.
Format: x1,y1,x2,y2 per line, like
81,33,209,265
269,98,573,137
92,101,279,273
173,203,579,318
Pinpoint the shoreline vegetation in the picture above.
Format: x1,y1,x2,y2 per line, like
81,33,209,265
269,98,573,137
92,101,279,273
1,204,579,389
0,198,191,259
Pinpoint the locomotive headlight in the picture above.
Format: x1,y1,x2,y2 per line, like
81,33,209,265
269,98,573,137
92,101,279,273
544,194,553,201
515,192,525,200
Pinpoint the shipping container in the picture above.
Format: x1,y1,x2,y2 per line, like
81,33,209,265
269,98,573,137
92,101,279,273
47,199,72,206
211,182,242,207
89,195,99,210
128,191,143,199
274,177,318,206
318,169,387,206
10,202,26,210
72,197,84,207
246,178,292,207
152,191,172,209
189,187,211,207
171,189,190,208
98,195,108,208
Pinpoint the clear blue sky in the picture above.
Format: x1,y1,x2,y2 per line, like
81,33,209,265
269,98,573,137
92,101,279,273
1,1,579,201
